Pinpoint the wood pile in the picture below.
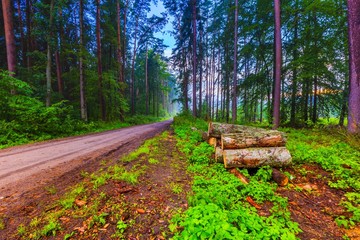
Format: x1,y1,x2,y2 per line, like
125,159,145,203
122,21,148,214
207,122,292,169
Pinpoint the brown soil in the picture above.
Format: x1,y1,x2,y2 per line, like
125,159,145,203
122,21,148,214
0,130,191,240
278,163,349,239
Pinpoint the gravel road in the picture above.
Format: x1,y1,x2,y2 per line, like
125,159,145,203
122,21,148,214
0,120,172,196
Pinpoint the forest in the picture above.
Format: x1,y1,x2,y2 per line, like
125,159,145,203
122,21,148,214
1,0,360,239
1,0,360,138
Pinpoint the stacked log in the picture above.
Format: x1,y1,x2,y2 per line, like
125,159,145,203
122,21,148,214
208,122,292,169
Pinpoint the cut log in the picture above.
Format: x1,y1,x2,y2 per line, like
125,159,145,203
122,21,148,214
228,168,249,184
221,131,286,149
208,122,260,138
208,137,217,147
223,147,292,169
215,147,223,163
272,168,289,186
202,131,209,141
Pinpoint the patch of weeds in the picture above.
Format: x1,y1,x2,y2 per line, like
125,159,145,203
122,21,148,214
90,212,109,228
91,172,111,189
0,216,5,230
17,224,26,236
41,219,61,237
45,185,57,195
112,220,127,238
80,170,89,178
110,165,143,185
170,182,183,194
64,231,76,240
148,158,159,164
58,184,86,209
122,145,150,162
29,217,41,228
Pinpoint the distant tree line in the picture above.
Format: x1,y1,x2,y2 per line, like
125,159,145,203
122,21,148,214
0,0,176,124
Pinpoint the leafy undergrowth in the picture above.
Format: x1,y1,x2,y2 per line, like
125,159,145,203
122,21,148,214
0,115,168,149
285,127,360,231
6,131,191,239
170,114,301,239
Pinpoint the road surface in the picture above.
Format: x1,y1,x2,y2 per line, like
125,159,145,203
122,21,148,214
0,120,172,194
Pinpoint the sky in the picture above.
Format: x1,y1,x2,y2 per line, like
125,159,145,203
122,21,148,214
149,1,175,57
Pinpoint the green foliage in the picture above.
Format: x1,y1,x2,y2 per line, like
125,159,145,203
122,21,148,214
41,220,61,236
171,115,301,239
0,217,4,230
148,158,159,164
17,224,26,236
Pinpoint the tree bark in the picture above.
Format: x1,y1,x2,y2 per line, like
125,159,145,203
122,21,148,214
46,0,55,107
145,44,149,115
347,0,360,133
232,0,238,123
223,147,292,169
215,146,223,163
130,17,139,115
79,0,87,121
192,0,197,117
17,0,26,67
208,122,259,138
55,50,62,94
2,0,16,75
272,168,288,186
116,0,124,121
272,0,282,129
96,0,106,120
221,131,286,149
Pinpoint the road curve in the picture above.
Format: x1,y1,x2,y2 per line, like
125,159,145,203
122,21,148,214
0,120,172,191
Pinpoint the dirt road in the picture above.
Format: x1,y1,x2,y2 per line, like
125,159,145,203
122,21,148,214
0,120,172,199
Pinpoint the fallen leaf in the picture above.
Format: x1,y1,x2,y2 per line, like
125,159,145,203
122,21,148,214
75,199,86,207
137,208,145,214
59,217,70,223
74,226,86,233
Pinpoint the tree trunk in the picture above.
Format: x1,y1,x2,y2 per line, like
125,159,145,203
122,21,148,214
46,0,55,107
232,0,238,123
55,50,63,94
25,0,32,69
272,0,282,129
208,122,259,138
223,147,292,169
2,0,16,75
17,0,26,67
122,0,129,89
79,0,87,121
347,0,360,133
116,0,124,121
221,131,286,149
130,17,139,115
192,0,197,117
96,0,106,120
145,45,149,115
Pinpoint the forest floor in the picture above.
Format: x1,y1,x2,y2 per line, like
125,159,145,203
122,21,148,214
0,127,359,239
